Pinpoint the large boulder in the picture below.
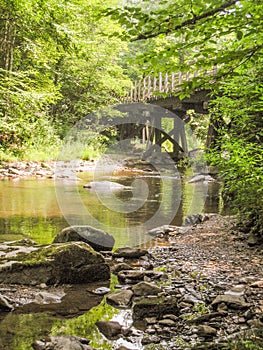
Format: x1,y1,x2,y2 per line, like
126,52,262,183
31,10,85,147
53,225,115,252
0,242,110,285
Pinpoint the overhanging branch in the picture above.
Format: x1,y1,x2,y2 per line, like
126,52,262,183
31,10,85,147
134,0,238,41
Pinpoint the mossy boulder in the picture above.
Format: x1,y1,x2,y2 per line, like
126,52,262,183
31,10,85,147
53,225,115,252
0,241,110,285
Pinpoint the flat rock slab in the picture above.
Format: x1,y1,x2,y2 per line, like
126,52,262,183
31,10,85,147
113,247,148,259
133,296,179,320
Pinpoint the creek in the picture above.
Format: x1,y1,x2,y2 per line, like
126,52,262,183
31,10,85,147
0,170,222,349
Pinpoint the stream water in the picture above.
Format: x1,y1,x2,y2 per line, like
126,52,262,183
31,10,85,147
0,170,222,349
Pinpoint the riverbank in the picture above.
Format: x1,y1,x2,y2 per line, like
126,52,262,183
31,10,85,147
0,214,262,349
0,160,97,180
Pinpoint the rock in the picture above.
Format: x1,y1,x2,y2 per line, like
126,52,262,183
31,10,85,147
111,263,132,274
34,291,65,304
113,247,148,259
0,242,110,285
158,319,175,326
0,294,13,311
196,325,217,338
84,180,127,192
96,321,122,339
92,287,111,295
188,174,216,183
141,335,160,344
250,280,263,288
211,294,249,309
247,232,259,246
184,214,203,226
148,225,178,237
32,335,92,350
133,297,179,320
106,289,133,308
118,270,164,284
53,225,115,252
132,281,162,296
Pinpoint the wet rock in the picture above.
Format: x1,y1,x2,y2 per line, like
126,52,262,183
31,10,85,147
132,281,162,296
34,291,65,304
113,247,148,259
133,297,179,320
111,263,132,275
196,325,217,338
0,294,13,311
0,242,110,285
106,289,133,308
91,287,111,295
83,180,127,192
211,294,249,309
96,321,122,339
53,225,115,252
32,335,92,350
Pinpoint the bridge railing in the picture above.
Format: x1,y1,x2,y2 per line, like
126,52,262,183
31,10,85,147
126,67,218,102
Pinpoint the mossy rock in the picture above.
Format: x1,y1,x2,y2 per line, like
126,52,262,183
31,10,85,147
0,242,110,285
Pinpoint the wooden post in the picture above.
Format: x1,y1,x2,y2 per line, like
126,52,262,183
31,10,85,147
143,78,147,100
147,76,151,98
164,72,169,93
159,72,163,92
171,72,175,91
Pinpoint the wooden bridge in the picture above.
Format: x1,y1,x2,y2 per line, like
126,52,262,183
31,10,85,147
114,67,218,162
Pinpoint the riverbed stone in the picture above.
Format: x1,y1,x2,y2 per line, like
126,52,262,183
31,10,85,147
106,289,133,308
32,335,92,350
0,294,13,311
118,270,164,284
0,242,110,285
53,225,115,252
196,325,217,338
133,296,179,320
111,263,133,274
132,281,162,296
113,247,148,259
211,294,249,309
96,321,122,339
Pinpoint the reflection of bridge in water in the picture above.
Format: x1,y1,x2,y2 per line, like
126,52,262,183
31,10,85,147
116,68,218,161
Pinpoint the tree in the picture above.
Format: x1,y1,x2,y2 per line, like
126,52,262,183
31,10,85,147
0,0,131,159
106,0,263,236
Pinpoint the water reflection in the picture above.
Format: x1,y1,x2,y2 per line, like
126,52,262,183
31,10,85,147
0,174,221,245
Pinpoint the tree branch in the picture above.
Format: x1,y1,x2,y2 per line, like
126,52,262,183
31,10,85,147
134,0,238,41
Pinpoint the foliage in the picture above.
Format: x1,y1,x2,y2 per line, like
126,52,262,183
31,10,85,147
208,60,263,236
0,0,131,159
